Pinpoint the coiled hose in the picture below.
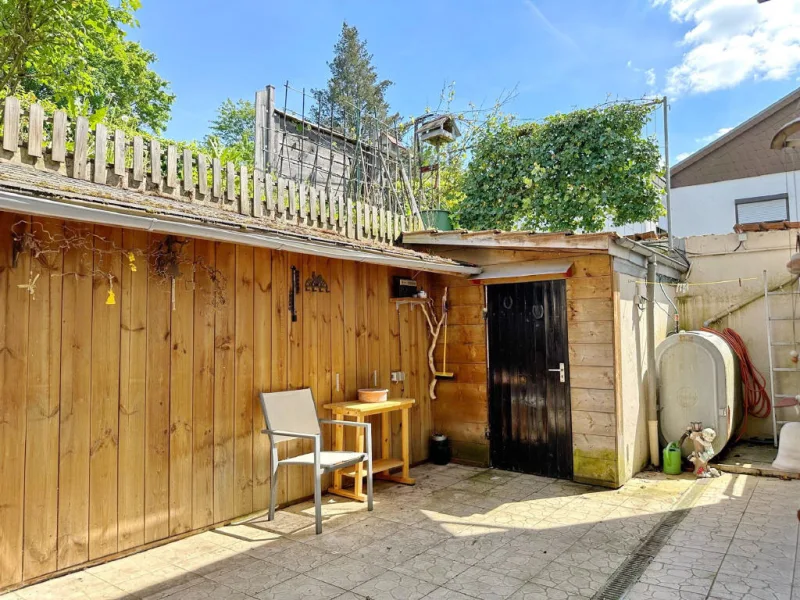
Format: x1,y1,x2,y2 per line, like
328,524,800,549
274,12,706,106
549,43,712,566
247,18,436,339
701,327,771,441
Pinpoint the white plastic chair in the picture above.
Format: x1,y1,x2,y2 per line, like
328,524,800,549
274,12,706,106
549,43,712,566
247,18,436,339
258,388,373,534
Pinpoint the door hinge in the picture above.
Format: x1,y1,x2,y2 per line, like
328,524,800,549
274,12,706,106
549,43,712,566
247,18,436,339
482,307,488,320
484,427,490,440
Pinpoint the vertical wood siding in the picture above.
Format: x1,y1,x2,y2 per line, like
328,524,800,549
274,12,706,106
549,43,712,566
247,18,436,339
431,255,620,485
0,216,433,591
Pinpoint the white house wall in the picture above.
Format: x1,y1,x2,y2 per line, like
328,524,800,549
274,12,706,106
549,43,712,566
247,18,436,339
670,171,800,238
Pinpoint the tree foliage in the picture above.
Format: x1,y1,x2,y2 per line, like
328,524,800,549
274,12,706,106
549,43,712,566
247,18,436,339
203,98,255,168
311,22,393,129
0,0,174,133
454,103,664,232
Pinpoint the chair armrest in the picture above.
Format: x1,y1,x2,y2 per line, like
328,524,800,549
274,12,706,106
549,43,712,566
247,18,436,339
261,429,320,440
319,419,370,429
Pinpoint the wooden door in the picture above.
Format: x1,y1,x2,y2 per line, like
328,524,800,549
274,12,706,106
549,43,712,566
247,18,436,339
487,280,572,479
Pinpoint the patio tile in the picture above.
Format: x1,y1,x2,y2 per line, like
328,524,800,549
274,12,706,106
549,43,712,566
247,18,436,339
727,537,797,561
480,543,552,580
427,525,518,565
450,479,499,494
623,582,706,599
332,593,367,600
114,565,205,599
735,523,799,545
423,586,476,599
258,539,338,573
503,529,577,557
352,571,436,600
637,562,716,596
708,572,793,600
204,560,295,596
158,580,250,600
487,480,550,501
254,573,346,600
508,581,586,599
348,525,450,567
552,544,628,575
171,546,261,577
530,563,609,597
15,572,133,600
719,553,795,585
666,528,734,554
443,565,526,600
651,543,726,572
306,556,386,590
88,553,167,585
392,550,471,586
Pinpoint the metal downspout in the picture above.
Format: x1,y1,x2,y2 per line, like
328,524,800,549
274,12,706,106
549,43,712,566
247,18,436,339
646,255,660,467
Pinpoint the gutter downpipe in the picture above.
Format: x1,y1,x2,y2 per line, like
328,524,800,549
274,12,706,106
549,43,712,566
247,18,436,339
646,255,660,468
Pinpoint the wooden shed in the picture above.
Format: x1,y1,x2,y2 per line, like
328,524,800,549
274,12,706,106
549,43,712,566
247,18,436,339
0,98,483,591
403,229,687,489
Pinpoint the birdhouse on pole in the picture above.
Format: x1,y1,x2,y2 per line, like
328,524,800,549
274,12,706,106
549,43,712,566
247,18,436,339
417,114,461,146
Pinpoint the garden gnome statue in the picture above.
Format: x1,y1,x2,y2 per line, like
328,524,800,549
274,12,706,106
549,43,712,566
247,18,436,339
685,422,720,478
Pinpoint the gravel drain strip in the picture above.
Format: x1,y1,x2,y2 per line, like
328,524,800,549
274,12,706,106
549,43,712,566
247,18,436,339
591,481,707,600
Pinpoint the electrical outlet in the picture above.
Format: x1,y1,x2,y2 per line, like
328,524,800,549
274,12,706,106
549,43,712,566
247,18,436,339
738,232,747,242
391,371,405,382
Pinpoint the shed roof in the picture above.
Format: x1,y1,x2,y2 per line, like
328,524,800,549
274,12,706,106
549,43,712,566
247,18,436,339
402,229,617,252
0,162,479,276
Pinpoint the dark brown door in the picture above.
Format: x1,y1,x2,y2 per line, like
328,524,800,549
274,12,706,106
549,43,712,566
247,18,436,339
487,280,572,479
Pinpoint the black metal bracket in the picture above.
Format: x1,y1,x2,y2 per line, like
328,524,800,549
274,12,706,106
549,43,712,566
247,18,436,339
290,265,300,321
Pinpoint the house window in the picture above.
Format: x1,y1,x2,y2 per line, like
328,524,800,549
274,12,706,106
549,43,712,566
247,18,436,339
735,193,790,224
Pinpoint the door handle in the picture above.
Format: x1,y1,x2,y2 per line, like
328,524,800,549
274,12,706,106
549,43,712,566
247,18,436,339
548,363,565,383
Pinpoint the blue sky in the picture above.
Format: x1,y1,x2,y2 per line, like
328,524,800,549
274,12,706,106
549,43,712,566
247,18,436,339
133,0,800,163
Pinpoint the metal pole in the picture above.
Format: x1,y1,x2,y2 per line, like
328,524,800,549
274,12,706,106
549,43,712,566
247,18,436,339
663,96,674,252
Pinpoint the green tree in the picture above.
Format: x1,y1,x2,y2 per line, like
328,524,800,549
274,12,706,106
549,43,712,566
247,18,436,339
454,103,664,232
203,98,255,167
311,22,393,129
0,0,174,133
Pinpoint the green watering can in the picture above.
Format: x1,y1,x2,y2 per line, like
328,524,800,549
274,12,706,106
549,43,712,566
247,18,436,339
663,441,682,475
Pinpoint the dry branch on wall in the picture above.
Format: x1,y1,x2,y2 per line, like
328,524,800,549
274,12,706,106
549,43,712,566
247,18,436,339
419,286,448,400
9,221,227,307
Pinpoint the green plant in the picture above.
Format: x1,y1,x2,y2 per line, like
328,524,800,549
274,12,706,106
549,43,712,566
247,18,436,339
0,0,174,133
455,102,664,232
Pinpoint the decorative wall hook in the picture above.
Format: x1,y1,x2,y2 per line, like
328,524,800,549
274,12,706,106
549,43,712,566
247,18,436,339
304,271,330,293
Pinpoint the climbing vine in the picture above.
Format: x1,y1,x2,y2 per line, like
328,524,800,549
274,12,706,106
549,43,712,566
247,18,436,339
11,221,226,307
454,102,664,232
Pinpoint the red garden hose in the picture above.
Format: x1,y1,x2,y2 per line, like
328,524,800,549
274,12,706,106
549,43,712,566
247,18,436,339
701,327,771,441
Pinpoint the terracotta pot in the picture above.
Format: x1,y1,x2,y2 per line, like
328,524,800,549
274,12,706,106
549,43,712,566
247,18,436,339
357,388,388,403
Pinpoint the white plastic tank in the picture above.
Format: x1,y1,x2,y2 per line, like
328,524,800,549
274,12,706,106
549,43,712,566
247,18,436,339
657,331,742,457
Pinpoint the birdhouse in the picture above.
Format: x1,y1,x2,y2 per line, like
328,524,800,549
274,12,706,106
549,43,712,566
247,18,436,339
418,114,461,146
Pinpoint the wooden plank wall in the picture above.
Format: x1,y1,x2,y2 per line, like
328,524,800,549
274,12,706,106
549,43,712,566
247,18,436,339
0,214,432,591
430,255,620,486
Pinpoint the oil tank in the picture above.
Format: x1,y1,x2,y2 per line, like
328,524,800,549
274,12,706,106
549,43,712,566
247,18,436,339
656,331,742,458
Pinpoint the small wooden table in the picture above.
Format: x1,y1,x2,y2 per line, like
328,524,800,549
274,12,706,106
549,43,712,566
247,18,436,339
323,398,416,502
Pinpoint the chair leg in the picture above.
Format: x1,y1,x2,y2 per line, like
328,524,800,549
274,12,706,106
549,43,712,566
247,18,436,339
269,448,279,521
366,458,374,512
314,468,322,535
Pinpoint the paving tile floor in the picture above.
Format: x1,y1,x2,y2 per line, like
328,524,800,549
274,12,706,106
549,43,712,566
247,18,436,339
2,463,799,600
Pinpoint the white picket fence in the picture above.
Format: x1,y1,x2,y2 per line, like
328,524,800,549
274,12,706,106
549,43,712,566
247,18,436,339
0,96,421,244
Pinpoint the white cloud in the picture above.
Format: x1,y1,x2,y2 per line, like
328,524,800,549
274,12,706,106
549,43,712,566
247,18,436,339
696,126,732,145
627,61,657,90
654,0,800,96
676,152,692,162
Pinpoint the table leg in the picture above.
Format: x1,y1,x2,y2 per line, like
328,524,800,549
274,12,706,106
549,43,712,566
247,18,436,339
381,412,390,460
401,407,410,481
333,412,344,492
354,414,365,499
